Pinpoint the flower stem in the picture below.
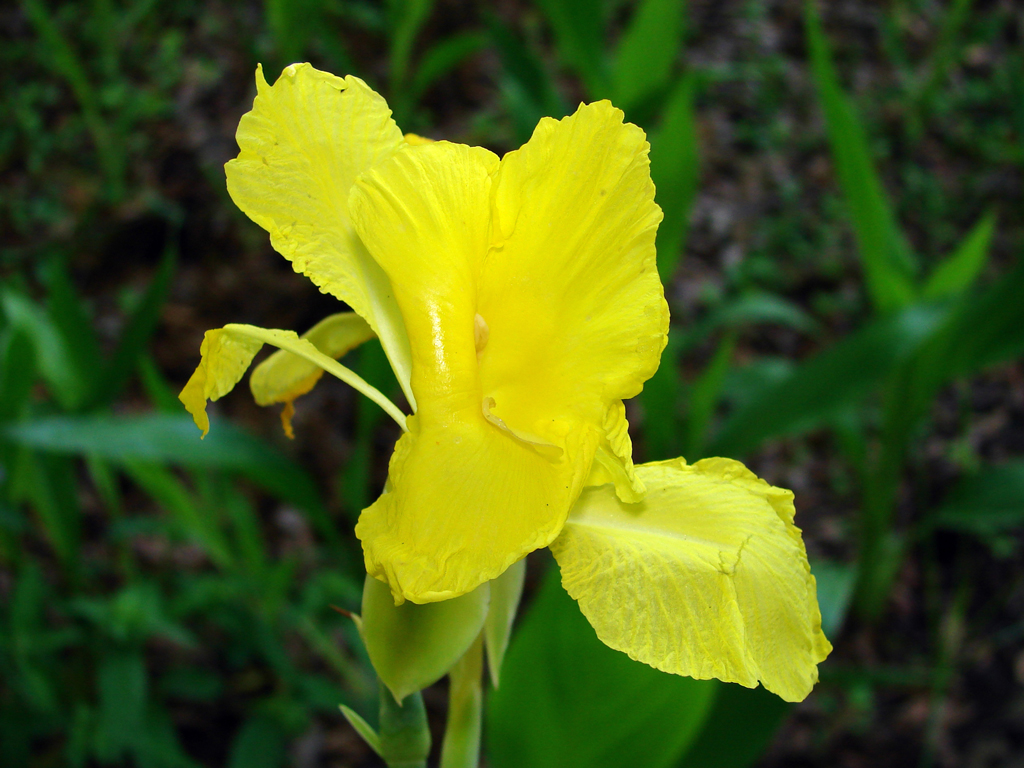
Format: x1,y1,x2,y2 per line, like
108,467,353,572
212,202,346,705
378,682,431,768
440,634,484,768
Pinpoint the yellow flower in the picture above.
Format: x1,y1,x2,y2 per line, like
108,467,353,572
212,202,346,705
180,63,830,702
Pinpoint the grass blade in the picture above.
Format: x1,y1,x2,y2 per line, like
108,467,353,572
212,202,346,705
933,461,1024,535
921,211,996,300
5,414,335,544
650,72,700,283
611,0,685,113
89,243,177,409
534,0,610,98
805,1,917,313
709,302,948,458
485,12,567,143
407,32,486,108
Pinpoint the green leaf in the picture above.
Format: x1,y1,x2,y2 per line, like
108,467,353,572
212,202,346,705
407,32,486,106
683,333,735,459
440,636,484,768
361,574,489,702
4,414,332,541
378,684,432,766
42,255,102,395
95,651,148,762
486,567,716,768
340,705,382,756
805,1,917,312
638,333,684,460
710,303,948,457
9,563,59,713
675,684,790,768
934,462,1024,534
922,212,996,300
535,0,610,98
21,0,125,199
89,242,176,409
389,0,435,91
9,450,82,576
125,462,234,569
0,329,36,422
677,291,821,352
227,715,287,768
485,12,566,143
2,290,85,409
483,558,526,687
810,558,857,638
611,0,684,112
926,259,1024,380
650,71,699,283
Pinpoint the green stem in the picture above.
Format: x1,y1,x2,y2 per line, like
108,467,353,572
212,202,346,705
440,635,484,768
378,682,431,768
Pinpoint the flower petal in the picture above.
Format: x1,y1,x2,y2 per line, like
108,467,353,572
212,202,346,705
587,401,646,502
249,312,375,437
479,101,668,473
350,142,593,603
225,63,415,407
550,457,832,702
179,323,405,437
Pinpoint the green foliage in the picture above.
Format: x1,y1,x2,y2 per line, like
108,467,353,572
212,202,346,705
487,566,717,768
5,0,1024,765
611,0,685,112
806,0,918,313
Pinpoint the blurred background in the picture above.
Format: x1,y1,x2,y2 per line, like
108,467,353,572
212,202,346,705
2,0,1023,766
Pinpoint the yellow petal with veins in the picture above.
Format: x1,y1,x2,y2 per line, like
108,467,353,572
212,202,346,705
479,101,668,489
551,458,832,703
349,102,667,603
250,312,375,437
350,141,593,603
225,63,415,408
179,323,406,438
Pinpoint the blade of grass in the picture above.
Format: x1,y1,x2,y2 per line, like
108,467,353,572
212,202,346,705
709,302,948,458
2,290,86,410
88,242,177,409
683,332,736,460
611,0,685,113
932,461,1024,535
535,0,610,98
5,414,336,545
485,12,567,143
389,0,435,94
406,32,486,108
921,211,996,300
124,460,234,569
8,449,82,579
650,71,700,284
0,330,36,422
805,0,917,313
21,0,124,200
638,333,684,460
42,254,102,396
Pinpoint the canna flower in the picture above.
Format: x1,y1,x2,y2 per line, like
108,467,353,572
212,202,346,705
180,64,830,702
